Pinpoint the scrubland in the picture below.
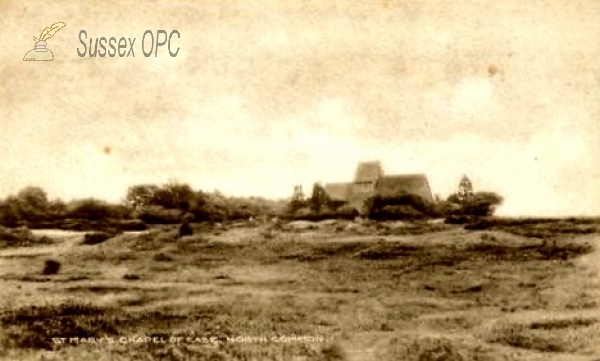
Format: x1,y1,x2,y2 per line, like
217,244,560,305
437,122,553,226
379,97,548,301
1,218,599,361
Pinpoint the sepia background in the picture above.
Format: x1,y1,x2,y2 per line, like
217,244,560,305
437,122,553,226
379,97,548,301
1,0,599,216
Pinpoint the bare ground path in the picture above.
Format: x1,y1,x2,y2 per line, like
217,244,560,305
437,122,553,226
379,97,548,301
0,230,87,259
0,230,148,258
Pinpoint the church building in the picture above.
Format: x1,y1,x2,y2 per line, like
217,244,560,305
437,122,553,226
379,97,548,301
323,161,434,214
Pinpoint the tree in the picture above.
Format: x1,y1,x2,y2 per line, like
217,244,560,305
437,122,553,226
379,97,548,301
460,192,504,216
0,197,22,227
153,181,195,210
125,184,160,209
17,186,51,221
444,191,503,218
67,199,113,220
447,193,460,204
17,187,50,211
0,187,52,224
126,181,195,210
310,183,328,213
434,200,461,217
365,193,436,220
288,185,307,214
47,199,68,220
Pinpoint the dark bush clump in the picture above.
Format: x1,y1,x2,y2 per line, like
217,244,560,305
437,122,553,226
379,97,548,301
136,206,183,224
366,193,437,220
42,259,61,275
123,273,141,280
0,226,34,248
82,231,114,245
177,213,195,237
444,215,470,224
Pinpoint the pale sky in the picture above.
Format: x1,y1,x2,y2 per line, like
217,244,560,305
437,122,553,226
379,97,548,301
1,0,599,216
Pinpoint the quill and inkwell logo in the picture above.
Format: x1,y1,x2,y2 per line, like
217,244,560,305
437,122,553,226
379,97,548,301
23,22,66,61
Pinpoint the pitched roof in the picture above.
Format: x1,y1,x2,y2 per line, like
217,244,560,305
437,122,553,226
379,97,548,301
324,183,352,201
460,175,472,187
354,161,384,183
375,174,434,203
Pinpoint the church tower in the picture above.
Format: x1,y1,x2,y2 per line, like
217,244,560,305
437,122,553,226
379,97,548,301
457,175,473,202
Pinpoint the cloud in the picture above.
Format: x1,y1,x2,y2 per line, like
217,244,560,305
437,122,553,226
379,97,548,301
0,0,598,216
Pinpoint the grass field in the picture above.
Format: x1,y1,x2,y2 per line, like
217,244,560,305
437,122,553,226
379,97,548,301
1,219,599,361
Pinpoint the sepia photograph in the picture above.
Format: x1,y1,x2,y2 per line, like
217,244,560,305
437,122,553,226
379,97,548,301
1,0,599,360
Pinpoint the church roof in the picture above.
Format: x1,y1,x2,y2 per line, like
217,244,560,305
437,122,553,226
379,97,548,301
323,163,435,206
324,183,352,201
375,174,434,203
354,161,384,183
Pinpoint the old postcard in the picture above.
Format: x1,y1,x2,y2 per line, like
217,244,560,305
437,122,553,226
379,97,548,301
1,1,599,360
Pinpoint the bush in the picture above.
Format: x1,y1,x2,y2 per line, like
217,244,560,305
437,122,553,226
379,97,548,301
371,205,427,220
442,192,504,218
366,193,436,220
335,205,360,218
444,215,470,224
291,205,359,221
67,199,131,220
0,201,21,227
128,183,285,222
136,206,183,224
460,193,503,217
434,201,461,217
0,226,34,248
82,231,114,245
292,207,313,220
178,223,193,237
0,187,51,225
42,260,61,275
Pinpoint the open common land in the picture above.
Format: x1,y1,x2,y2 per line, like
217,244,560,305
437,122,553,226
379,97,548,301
1,218,600,361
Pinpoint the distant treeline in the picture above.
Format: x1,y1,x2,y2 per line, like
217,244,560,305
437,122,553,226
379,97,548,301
0,182,504,229
0,182,288,229
126,182,288,224
288,183,504,221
